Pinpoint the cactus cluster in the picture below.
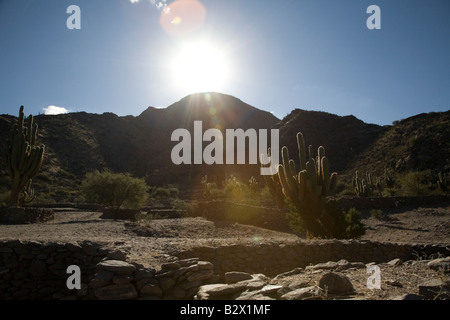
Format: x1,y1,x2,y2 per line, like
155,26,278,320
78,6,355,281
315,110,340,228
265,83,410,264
353,171,382,197
264,133,341,237
2,106,45,206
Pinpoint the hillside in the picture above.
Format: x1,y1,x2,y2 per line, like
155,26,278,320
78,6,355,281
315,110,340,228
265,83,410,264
0,93,449,202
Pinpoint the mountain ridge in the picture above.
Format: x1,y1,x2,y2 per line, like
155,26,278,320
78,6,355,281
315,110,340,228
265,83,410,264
0,92,448,200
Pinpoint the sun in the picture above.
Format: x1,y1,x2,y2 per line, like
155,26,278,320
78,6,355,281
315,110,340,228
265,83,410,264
171,41,231,94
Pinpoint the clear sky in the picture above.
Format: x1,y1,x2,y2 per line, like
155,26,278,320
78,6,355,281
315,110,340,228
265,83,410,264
0,0,449,125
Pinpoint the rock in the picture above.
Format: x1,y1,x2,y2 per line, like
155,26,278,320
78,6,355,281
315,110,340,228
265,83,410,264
418,278,450,300
82,241,99,256
107,250,127,261
236,284,283,300
177,279,202,290
187,269,215,282
385,280,402,287
280,286,324,300
196,282,249,300
392,294,424,300
178,258,199,267
427,257,450,272
225,271,253,284
318,272,354,294
134,268,156,281
113,275,133,285
386,258,402,266
89,270,114,288
197,261,214,270
94,283,138,300
161,262,181,271
277,280,310,296
29,259,47,277
163,287,186,299
96,260,136,275
272,267,303,280
159,277,175,291
140,283,162,297
305,260,365,272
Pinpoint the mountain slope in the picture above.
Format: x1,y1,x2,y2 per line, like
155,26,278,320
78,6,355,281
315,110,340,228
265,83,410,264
0,93,448,201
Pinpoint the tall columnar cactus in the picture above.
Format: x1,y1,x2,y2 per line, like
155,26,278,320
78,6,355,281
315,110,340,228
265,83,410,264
3,106,45,206
273,132,338,237
263,148,286,209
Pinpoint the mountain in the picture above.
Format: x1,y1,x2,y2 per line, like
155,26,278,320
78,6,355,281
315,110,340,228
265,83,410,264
0,92,449,201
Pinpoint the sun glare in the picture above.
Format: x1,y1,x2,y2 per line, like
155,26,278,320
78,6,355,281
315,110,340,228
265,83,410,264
171,41,231,94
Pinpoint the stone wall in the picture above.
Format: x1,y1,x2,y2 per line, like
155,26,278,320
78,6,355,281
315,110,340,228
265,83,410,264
0,240,218,300
1,239,448,299
176,240,450,278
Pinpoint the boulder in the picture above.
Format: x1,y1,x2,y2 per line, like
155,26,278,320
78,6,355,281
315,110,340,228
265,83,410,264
318,272,355,294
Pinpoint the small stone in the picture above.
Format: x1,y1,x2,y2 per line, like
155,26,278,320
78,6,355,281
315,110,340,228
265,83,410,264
225,271,253,284
386,258,402,266
96,260,136,275
385,280,403,287
318,272,354,294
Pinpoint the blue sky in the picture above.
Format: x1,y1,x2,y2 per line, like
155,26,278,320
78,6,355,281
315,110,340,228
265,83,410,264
0,0,449,125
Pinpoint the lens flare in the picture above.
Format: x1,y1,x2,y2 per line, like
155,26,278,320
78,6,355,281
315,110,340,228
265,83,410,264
160,0,206,36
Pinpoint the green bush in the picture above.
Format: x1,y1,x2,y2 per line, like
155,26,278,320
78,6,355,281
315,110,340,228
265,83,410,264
151,186,179,199
81,170,149,210
399,170,434,196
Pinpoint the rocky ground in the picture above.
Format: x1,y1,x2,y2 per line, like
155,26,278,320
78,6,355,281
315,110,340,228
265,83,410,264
0,203,449,300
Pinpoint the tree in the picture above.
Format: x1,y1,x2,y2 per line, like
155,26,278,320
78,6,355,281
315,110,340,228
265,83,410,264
81,170,149,211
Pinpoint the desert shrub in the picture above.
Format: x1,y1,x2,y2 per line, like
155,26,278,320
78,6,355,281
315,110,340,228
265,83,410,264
286,204,365,239
81,170,149,210
343,207,366,239
399,170,434,196
151,186,179,199
370,209,386,220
